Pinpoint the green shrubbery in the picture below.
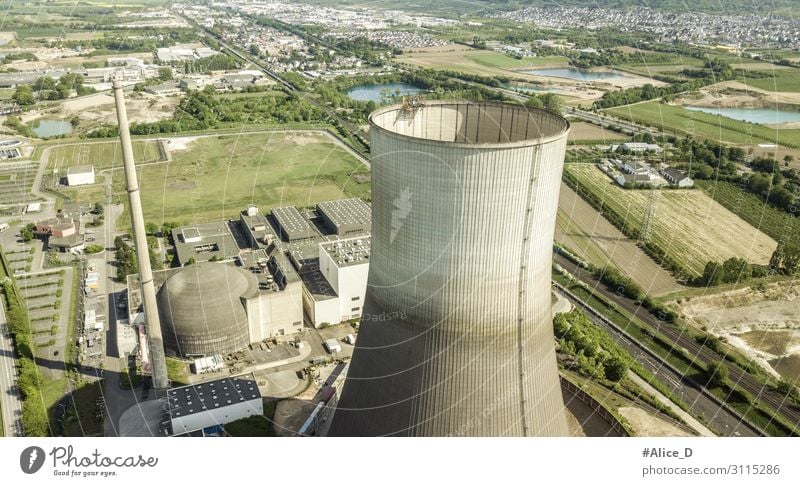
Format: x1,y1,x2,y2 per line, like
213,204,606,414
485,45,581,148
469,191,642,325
554,309,630,383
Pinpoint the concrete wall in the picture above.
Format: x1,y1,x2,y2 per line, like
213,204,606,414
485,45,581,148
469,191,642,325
246,282,304,339
303,289,341,327
331,101,570,437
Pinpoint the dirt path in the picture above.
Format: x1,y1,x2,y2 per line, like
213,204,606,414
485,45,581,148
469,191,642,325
556,183,682,296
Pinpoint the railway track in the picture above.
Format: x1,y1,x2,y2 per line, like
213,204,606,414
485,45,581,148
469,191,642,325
555,253,800,434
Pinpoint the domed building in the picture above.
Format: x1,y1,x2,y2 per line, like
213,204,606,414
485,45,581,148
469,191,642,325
157,263,257,357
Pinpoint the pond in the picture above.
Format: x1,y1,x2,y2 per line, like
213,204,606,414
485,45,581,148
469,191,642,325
522,67,631,82
345,83,425,103
684,105,800,125
30,119,73,138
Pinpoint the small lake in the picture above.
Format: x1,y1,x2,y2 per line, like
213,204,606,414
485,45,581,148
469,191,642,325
522,67,630,81
30,119,73,138
346,83,425,103
684,105,800,125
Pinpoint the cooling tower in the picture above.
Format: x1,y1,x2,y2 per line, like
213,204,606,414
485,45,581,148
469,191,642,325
329,101,571,436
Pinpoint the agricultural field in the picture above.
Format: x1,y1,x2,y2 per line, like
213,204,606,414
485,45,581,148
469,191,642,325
397,46,567,78
46,139,166,172
604,100,800,148
563,164,777,276
110,131,370,225
744,71,800,93
556,183,682,296
695,180,800,244
567,121,629,143
464,52,568,70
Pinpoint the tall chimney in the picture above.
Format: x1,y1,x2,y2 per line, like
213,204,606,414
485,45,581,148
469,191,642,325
112,79,169,389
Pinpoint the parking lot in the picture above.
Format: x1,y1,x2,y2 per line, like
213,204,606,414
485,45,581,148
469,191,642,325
16,269,71,380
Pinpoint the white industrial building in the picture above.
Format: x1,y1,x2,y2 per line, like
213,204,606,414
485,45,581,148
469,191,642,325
167,374,262,435
303,236,370,327
66,166,95,186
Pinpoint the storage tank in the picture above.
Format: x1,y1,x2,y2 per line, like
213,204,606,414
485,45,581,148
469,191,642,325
329,100,571,436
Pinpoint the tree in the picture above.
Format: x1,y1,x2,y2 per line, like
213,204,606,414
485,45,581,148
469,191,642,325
700,261,724,286
158,67,173,81
770,242,800,275
706,360,729,388
721,257,751,284
93,202,104,215
12,85,36,106
145,222,159,235
784,155,795,166
603,356,629,382
20,227,33,242
186,257,196,266
249,44,261,57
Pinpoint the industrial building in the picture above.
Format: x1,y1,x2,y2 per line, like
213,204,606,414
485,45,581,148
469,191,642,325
154,260,303,358
303,236,370,327
239,205,274,249
330,101,571,436
317,198,371,236
66,166,95,186
171,221,240,266
129,253,303,359
167,374,262,435
271,206,316,241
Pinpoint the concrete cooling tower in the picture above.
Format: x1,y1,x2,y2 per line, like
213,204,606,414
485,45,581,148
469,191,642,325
329,100,571,436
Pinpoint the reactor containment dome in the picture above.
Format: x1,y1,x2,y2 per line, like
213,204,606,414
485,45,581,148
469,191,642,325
329,100,571,436
157,263,255,357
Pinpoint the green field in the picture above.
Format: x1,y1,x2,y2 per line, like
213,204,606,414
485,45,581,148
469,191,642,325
564,164,776,275
47,140,165,172
744,71,800,93
111,131,370,225
465,52,567,70
605,100,800,148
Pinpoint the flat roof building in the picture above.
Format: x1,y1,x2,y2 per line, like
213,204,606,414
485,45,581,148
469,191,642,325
317,198,371,236
171,221,240,266
303,236,370,327
66,166,95,186
167,374,262,436
239,206,274,249
271,206,316,241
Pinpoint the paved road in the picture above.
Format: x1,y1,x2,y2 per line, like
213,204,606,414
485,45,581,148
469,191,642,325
0,297,23,436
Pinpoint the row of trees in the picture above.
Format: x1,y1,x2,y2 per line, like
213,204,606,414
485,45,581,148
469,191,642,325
1,278,49,436
694,257,769,286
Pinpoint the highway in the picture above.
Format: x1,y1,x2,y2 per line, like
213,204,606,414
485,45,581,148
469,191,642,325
555,253,800,434
0,296,23,436
567,107,654,136
554,283,760,437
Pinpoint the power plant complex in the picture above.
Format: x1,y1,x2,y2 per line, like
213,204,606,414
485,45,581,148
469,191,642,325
329,101,571,436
